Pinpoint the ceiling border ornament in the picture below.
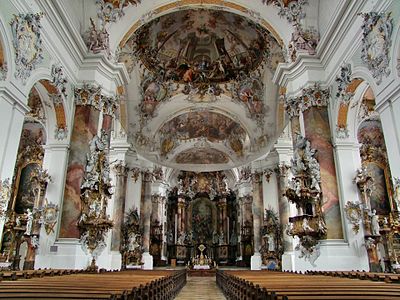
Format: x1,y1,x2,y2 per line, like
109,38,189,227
360,12,393,85
262,0,308,25
10,13,44,85
96,0,142,26
284,83,330,119
288,25,319,62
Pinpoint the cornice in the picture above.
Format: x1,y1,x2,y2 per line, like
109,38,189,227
0,84,30,114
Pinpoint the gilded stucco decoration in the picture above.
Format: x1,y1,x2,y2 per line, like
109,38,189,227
74,83,118,116
79,130,113,271
121,208,143,268
41,200,59,235
334,63,352,139
0,179,11,219
51,64,68,98
344,201,363,234
10,13,44,84
360,12,393,85
261,208,283,269
285,135,326,266
284,83,330,119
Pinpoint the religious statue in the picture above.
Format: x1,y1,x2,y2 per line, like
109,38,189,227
370,209,380,236
302,218,314,232
263,233,275,252
25,208,33,235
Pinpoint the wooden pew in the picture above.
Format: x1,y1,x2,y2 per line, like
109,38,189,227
217,270,400,300
0,269,187,299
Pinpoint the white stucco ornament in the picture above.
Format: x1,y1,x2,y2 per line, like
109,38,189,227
360,12,393,85
10,13,44,84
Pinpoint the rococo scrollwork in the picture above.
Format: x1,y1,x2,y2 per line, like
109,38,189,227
121,208,143,269
78,130,113,271
344,201,363,234
360,12,393,85
285,135,326,266
10,13,44,84
0,179,11,219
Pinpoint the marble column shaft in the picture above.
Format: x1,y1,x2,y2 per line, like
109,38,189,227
111,163,128,251
252,173,263,254
141,171,153,253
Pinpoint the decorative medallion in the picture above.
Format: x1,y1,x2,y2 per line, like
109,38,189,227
344,201,362,234
360,12,393,84
41,201,59,234
10,13,44,84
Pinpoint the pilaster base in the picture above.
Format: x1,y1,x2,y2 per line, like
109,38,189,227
142,252,153,270
250,253,262,270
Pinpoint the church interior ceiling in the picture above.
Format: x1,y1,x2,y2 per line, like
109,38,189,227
122,8,287,171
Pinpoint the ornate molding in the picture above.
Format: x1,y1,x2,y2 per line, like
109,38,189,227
335,63,352,103
96,0,141,26
360,12,393,85
54,127,68,140
288,26,319,62
74,84,118,116
344,201,362,234
113,161,129,177
335,125,349,139
10,13,44,84
262,0,308,25
51,64,68,98
0,178,11,219
41,200,59,235
79,130,113,270
285,83,330,118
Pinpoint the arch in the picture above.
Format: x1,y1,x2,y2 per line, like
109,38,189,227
0,15,13,81
390,21,400,79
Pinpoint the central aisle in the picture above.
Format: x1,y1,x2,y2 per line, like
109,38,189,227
175,276,226,300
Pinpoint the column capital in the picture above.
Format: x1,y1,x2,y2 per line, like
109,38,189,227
113,161,129,176
284,83,330,119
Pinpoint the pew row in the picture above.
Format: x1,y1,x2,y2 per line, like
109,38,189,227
216,269,400,300
0,269,186,299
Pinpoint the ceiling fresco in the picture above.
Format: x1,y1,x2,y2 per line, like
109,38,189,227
175,148,230,164
122,9,274,84
159,111,247,158
123,8,287,171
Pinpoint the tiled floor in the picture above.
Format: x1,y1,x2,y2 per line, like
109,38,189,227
175,276,226,299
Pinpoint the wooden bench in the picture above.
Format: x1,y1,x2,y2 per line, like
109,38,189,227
0,269,187,299
217,270,400,300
